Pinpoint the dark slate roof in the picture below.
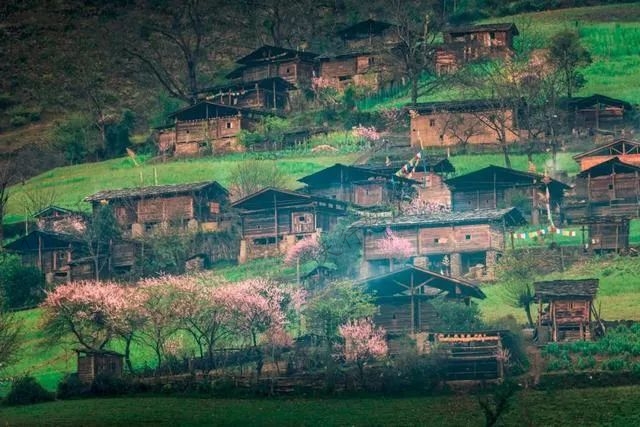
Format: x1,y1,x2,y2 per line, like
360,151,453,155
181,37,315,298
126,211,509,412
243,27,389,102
297,163,416,187
576,157,640,178
350,207,527,229
445,165,570,193
573,138,640,160
408,99,513,114
198,77,297,95
534,279,599,300
360,157,455,175
563,94,633,111
231,187,348,212
234,45,318,65
84,181,228,202
444,22,519,36
3,230,82,252
357,265,486,299
337,19,395,40
167,101,272,121
32,205,84,218
317,50,373,60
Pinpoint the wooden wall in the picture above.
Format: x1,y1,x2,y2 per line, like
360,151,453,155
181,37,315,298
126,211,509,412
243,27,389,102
374,298,439,335
575,173,640,202
174,116,243,156
410,110,518,148
137,195,194,223
589,222,629,251
416,173,452,206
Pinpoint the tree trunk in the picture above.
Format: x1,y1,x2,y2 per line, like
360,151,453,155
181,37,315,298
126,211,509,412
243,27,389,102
124,336,134,373
524,303,535,329
410,75,419,104
501,144,512,169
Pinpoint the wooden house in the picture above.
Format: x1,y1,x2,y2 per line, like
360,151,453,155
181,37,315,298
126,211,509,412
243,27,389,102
76,349,124,384
563,94,633,131
337,19,398,51
351,207,527,279
225,45,318,86
317,52,384,91
436,23,519,74
565,157,640,220
162,102,269,156
297,163,416,209
534,278,599,342
358,265,485,335
409,100,520,149
32,205,87,234
3,230,92,284
443,165,569,224
199,77,295,112
231,188,348,263
84,181,230,239
573,138,640,171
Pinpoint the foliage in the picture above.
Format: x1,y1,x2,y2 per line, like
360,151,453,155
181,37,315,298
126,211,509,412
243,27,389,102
431,298,484,332
56,373,88,399
139,228,202,276
227,159,287,200
51,114,101,165
0,253,45,309
337,318,388,363
351,125,381,143
4,376,55,406
317,216,362,277
78,205,121,280
103,109,135,159
547,30,592,98
0,298,21,370
478,380,518,427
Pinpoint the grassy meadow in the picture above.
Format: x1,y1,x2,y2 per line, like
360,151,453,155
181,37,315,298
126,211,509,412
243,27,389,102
3,385,640,426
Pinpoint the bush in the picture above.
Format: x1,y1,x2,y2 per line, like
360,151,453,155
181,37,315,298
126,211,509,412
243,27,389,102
4,376,55,405
90,373,132,396
602,358,627,371
0,254,45,309
56,373,89,399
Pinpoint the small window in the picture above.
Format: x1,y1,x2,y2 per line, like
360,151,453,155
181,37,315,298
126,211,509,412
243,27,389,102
368,57,375,65
608,184,614,190
298,216,306,222
286,67,291,73
465,234,472,240
429,119,436,127
226,122,233,129
490,32,496,39
434,238,440,244
253,237,277,245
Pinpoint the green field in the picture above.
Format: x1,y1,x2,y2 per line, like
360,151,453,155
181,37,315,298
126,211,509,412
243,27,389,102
2,385,640,426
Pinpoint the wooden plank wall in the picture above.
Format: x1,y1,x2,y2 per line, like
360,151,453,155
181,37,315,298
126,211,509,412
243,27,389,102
137,196,194,223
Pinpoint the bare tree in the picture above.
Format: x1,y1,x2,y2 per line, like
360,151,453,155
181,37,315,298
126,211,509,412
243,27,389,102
228,159,286,200
440,112,486,153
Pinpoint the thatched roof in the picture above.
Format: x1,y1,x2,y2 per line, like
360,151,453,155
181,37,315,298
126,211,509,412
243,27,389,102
534,279,599,300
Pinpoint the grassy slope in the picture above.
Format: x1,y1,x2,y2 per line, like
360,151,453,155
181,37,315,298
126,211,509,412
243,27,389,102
3,386,640,426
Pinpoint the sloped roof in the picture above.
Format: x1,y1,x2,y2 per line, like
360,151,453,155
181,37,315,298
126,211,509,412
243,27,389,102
297,163,416,187
445,165,570,193
84,181,228,203
167,101,272,121
408,99,513,114
350,207,526,229
231,187,348,212
338,19,395,40
32,205,84,218
534,278,599,300
4,230,82,252
357,265,486,299
360,157,455,175
234,45,318,65
576,157,640,178
198,77,297,95
444,22,519,36
564,94,633,111
573,138,640,160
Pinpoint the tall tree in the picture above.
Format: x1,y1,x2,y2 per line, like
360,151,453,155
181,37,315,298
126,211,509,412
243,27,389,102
547,30,591,99
386,0,444,104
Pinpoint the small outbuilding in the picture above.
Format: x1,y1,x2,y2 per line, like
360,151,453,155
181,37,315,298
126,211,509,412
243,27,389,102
76,349,124,384
534,278,599,342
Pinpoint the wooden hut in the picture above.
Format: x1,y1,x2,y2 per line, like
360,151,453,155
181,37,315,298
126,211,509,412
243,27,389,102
297,163,416,209
351,207,527,278
434,331,506,381
231,188,347,263
358,265,485,335
225,45,318,85
573,139,640,171
437,23,519,73
444,165,569,224
3,230,91,284
563,94,632,131
32,205,87,234
163,102,269,156
84,181,230,239
337,19,398,50
199,77,295,111
534,278,599,342
409,100,520,149
76,349,124,384
317,51,384,91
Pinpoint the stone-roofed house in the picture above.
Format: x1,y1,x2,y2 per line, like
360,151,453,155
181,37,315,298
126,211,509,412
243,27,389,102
199,77,296,112
351,207,527,279
84,181,230,238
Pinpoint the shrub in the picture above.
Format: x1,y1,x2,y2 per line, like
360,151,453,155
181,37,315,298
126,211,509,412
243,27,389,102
0,254,45,309
90,373,132,396
4,376,55,405
602,358,627,372
56,373,89,399
576,355,596,370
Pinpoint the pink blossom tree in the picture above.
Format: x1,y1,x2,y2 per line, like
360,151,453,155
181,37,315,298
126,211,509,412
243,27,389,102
376,227,414,270
352,125,381,144
337,318,388,383
42,280,130,351
284,235,322,284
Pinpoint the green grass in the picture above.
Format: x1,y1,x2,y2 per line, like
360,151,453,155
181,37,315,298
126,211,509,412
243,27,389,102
3,386,640,426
